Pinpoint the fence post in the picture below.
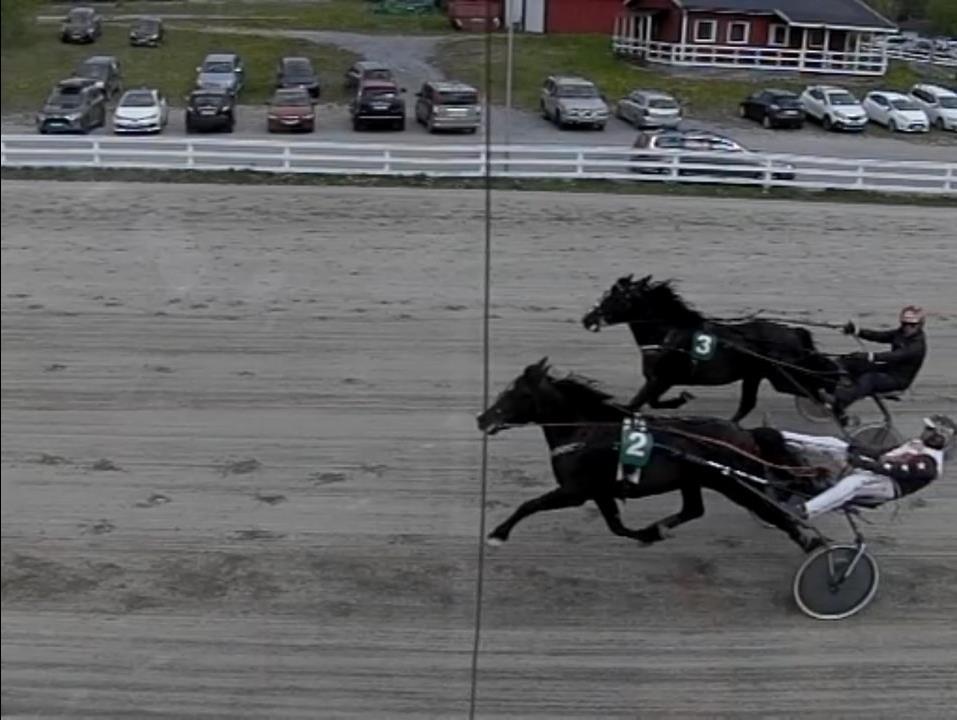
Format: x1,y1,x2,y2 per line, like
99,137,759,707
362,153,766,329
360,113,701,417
282,144,291,171
0,137,6,166
762,157,772,194
479,146,487,178
92,138,100,167
186,141,195,169
577,151,585,177
945,165,954,193
669,153,680,181
383,149,391,173
855,162,865,188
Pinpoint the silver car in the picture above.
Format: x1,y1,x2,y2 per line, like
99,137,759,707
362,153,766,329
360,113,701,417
540,76,609,130
616,90,682,129
195,53,245,95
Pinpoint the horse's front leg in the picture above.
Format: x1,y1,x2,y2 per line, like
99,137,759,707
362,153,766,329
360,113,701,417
628,376,672,411
649,390,695,410
730,374,761,424
635,483,706,544
593,495,656,543
487,487,587,545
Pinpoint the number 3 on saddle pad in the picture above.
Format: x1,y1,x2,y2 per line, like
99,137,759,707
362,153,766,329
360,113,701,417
691,331,717,361
619,417,654,468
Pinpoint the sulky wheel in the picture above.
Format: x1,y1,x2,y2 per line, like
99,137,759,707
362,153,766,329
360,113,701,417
794,395,833,423
849,423,903,453
793,543,879,620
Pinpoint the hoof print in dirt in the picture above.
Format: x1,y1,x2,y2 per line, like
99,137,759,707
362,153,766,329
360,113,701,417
253,492,287,505
135,493,171,508
91,459,123,472
43,363,67,372
232,528,285,541
81,519,116,535
310,471,347,486
218,458,262,476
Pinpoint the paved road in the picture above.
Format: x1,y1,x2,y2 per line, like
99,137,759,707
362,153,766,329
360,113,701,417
2,182,956,718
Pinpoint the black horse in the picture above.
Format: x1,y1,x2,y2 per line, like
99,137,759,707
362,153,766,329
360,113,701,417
476,358,822,552
581,275,839,423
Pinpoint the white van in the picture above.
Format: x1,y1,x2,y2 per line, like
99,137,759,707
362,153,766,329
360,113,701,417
909,84,957,131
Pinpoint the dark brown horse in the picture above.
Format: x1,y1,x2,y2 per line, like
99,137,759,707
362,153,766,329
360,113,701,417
477,358,821,552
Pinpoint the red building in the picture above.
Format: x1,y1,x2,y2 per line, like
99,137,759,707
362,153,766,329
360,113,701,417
613,0,898,75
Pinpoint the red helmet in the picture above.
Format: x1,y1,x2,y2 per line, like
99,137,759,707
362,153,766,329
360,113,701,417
899,305,925,325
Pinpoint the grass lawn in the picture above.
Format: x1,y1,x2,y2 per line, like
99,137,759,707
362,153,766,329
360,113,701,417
44,0,449,33
1,24,360,112
435,34,950,120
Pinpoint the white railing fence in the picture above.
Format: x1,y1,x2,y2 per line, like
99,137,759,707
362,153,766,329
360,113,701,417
864,43,957,68
2,135,955,195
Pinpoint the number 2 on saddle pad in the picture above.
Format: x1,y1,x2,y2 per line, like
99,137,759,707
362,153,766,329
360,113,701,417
691,331,717,360
619,421,654,468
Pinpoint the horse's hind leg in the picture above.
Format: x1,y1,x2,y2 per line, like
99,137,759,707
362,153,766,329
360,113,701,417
730,375,761,424
635,483,706,544
488,488,586,545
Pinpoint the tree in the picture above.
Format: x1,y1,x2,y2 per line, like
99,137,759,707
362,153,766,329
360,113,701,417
927,0,957,35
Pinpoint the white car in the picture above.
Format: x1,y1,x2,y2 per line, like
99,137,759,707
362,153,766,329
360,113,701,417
799,85,868,132
113,88,168,134
861,91,929,133
909,84,957,132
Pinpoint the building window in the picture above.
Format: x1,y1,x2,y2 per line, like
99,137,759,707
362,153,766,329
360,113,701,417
727,21,750,44
693,19,716,43
806,29,824,48
768,23,789,46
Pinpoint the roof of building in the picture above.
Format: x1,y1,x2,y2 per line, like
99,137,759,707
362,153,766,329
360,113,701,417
627,0,895,30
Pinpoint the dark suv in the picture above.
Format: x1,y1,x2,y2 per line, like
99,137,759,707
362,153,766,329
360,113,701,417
74,56,123,99
60,6,101,44
36,79,106,134
414,81,481,133
351,81,406,131
185,89,235,133
276,56,320,99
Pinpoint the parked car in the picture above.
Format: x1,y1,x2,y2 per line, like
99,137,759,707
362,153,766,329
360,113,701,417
129,16,164,47
60,6,101,44
414,81,481,133
351,80,406,131
73,56,123,99
113,88,168,134
909,84,957,131
195,53,245,95
36,79,106,134
615,90,681,129
275,56,320,99
630,129,795,181
185,88,235,133
540,76,609,130
861,91,929,133
344,61,394,90
267,88,316,133
799,85,867,131
739,89,805,129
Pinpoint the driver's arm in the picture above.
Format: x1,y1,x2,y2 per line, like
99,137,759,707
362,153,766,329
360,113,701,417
871,339,924,365
857,328,896,343
781,431,848,460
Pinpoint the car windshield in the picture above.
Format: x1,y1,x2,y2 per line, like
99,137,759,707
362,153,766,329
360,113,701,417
203,61,234,73
771,94,800,106
283,60,313,77
120,92,156,107
47,90,83,108
827,92,858,106
648,98,678,109
891,99,921,111
558,84,598,98
939,96,957,108
273,92,311,106
364,69,392,80
134,19,159,32
362,87,398,99
438,91,478,105
67,10,92,22
76,63,109,79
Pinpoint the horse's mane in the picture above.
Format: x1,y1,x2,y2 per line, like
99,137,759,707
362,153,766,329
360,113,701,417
639,279,704,326
549,372,622,412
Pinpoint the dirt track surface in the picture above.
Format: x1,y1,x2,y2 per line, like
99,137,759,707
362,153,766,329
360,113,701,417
2,182,956,718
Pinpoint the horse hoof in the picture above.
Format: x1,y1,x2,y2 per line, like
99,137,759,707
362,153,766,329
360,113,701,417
486,536,504,547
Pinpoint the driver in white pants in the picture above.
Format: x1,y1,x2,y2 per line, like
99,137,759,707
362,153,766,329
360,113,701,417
781,416,953,519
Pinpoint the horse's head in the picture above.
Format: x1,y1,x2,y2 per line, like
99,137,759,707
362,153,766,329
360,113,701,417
582,274,653,332
477,357,560,435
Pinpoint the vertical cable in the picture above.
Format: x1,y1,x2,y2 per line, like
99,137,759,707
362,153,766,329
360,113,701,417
468,9,495,719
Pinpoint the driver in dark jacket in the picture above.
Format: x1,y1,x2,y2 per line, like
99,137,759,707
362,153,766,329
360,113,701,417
833,306,927,426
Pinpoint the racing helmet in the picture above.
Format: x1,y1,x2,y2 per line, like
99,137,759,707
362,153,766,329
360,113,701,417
922,415,956,454
899,305,926,326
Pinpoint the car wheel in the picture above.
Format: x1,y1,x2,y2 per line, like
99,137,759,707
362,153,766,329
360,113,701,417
540,100,548,119
822,115,833,130
427,116,436,134
353,118,363,131
395,119,405,131
762,113,773,129
595,123,605,131
555,109,565,129
935,117,945,130
888,118,897,132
